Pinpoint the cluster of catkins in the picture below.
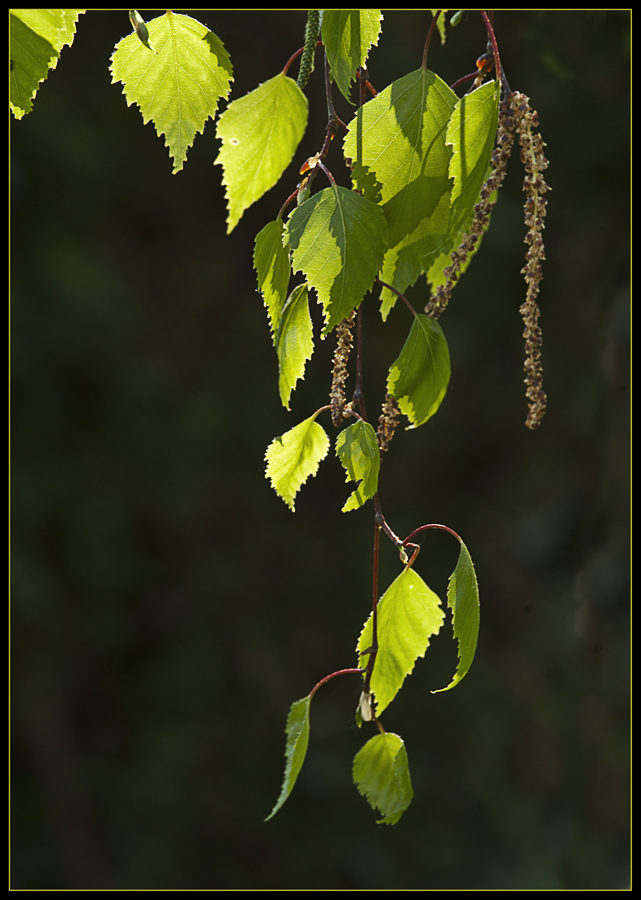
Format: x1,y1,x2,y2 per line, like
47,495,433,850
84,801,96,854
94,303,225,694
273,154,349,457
330,85,550,447
425,89,550,429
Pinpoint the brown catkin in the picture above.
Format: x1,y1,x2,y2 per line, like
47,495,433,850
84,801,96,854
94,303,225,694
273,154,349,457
510,91,550,429
330,312,356,427
376,394,401,455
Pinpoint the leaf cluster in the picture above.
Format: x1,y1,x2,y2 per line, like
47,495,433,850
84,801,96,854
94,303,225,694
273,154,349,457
11,9,540,828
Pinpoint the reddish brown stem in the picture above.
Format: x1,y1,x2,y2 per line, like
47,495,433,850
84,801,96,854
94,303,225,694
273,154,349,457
402,523,462,547
309,668,364,700
422,9,441,69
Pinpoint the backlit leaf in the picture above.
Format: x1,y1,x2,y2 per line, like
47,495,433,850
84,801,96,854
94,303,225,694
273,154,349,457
357,568,445,716
286,186,387,337
432,540,480,692
447,80,500,219
322,9,383,103
265,695,311,821
387,314,450,428
353,732,413,825
336,421,380,512
10,9,84,119
216,73,307,232
110,12,233,174
275,284,314,410
265,413,329,511
343,68,458,318
254,219,291,341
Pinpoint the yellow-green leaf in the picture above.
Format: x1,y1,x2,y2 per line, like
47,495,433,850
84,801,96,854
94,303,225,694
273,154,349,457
10,9,84,119
254,219,291,342
321,9,383,103
353,732,413,825
286,186,388,338
275,284,314,410
432,540,480,692
265,695,312,821
388,314,451,429
216,73,308,232
336,421,380,512
110,12,233,174
357,568,445,716
265,414,329,511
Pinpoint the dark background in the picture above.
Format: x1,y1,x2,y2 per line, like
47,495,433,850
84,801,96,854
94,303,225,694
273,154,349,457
11,10,630,890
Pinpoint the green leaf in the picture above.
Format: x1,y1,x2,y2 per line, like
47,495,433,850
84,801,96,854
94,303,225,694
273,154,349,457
343,68,458,318
432,540,480,692
336,421,380,512
254,219,291,341
357,568,445,716
286,186,387,337
447,80,500,225
110,12,233,174
353,732,413,825
216,73,308,232
10,9,84,119
275,284,314,410
321,9,383,103
265,695,312,821
388,314,450,429
265,413,329,511
422,83,499,293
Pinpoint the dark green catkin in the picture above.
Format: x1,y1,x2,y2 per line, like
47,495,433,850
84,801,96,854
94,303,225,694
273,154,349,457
297,10,320,90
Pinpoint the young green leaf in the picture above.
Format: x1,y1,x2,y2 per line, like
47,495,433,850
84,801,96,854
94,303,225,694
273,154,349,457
336,421,380,512
265,413,329,511
110,12,233,174
353,732,413,825
265,695,312,821
387,314,451,429
10,9,84,119
254,219,291,341
343,68,458,318
432,540,480,693
357,568,445,716
321,9,383,103
275,284,314,410
447,80,500,226
286,186,388,337
422,82,499,292
216,73,308,232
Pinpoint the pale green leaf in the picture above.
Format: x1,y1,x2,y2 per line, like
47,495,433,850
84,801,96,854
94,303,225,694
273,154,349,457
447,80,500,222
343,68,458,318
286,186,387,337
275,284,314,410
336,421,380,512
10,9,84,119
321,9,383,103
357,568,445,716
353,732,413,825
265,414,329,511
254,219,291,341
387,314,451,429
432,540,480,692
110,12,233,174
216,73,308,232
265,695,312,821
423,82,499,291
